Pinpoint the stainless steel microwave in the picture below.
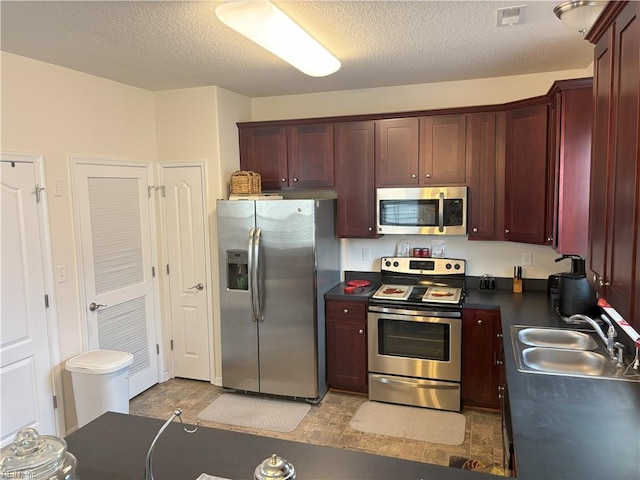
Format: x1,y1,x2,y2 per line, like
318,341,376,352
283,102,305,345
376,186,467,235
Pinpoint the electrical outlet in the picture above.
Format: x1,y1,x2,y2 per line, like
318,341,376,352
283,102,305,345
362,247,371,261
522,252,532,266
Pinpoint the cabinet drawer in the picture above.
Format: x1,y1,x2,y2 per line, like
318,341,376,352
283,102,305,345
326,300,366,320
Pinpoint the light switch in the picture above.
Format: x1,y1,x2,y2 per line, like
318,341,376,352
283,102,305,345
53,181,63,197
56,265,67,283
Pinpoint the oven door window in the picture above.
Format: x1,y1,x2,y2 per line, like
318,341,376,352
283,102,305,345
379,199,438,227
378,318,450,361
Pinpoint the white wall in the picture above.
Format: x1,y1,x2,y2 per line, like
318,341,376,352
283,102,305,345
1,51,158,431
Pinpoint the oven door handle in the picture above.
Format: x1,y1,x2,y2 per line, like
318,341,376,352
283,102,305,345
371,375,459,389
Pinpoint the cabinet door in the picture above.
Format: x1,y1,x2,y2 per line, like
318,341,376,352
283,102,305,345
420,115,467,184
553,87,594,256
375,118,420,186
335,121,377,238
288,124,335,188
504,104,549,244
467,113,497,240
239,126,288,190
608,5,639,323
588,24,614,296
326,319,368,393
461,308,501,410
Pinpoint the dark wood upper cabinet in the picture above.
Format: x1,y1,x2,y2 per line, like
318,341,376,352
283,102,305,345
587,0,640,330
288,124,335,188
467,113,497,240
420,115,467,184
547,82,594,256
504,104,549,245
239,126,288,190
335,121,377,238
375,118,420,186
239,124,334,189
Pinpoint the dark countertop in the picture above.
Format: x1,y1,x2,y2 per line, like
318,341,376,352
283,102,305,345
325,285,640,479
65,412,497,480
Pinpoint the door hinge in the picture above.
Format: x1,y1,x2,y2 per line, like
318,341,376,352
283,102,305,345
44,294,49,308
166,264,170,275
52,395,58,409
156,344,160,355
35,184,45,203
170,339,174,351
152,266,156,277
147,185,165,198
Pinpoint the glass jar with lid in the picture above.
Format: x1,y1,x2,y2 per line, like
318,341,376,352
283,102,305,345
0,428,78,480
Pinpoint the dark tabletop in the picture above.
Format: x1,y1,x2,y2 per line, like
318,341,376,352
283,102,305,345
325,284,640,479
65,412,497,480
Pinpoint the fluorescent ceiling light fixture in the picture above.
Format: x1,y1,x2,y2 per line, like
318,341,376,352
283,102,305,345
554,1,607,36
215,0,341,77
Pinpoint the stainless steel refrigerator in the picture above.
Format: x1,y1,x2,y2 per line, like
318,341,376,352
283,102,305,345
217,198,339,403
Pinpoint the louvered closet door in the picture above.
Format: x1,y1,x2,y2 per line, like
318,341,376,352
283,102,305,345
74,162,159,397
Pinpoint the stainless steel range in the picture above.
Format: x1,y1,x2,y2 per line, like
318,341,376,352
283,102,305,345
368,256,466,412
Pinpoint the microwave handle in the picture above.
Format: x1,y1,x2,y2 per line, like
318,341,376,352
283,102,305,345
438,192,445,233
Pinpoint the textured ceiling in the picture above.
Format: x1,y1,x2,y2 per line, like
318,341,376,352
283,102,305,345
0,1,596,98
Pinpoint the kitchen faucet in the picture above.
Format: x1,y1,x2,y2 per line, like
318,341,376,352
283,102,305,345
569,314,625,366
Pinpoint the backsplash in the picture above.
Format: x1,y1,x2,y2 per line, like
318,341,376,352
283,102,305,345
342,236,567,279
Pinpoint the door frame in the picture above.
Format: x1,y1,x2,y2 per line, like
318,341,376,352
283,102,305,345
1,151,64,436
157,160,215,382
69,155,164,386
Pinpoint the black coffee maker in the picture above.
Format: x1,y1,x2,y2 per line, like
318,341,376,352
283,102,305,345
554,254,597,317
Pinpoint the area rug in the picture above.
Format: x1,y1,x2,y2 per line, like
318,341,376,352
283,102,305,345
197,393,310,432
349,401,466,445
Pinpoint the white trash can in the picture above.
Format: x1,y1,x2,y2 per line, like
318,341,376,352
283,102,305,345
66,350,134,428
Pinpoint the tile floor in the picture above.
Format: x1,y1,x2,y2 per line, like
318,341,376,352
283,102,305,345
129,378,505,475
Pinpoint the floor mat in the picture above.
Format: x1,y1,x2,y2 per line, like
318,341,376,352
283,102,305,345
349,401,466,445
197,393,310,433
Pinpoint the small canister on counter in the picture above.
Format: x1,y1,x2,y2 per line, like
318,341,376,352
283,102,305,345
411,248,421,257
421,248,431,257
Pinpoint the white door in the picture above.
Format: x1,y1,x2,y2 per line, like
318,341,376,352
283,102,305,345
162,164,210,380
73,160,159,397
1,159,57,445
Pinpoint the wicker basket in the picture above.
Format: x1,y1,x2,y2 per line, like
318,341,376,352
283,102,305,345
230,171,262,194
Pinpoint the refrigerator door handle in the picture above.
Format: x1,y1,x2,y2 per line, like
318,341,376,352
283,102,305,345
254,228,263,322
248,228,258,323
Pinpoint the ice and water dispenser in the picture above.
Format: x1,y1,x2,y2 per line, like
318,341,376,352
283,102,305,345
227,250,248,291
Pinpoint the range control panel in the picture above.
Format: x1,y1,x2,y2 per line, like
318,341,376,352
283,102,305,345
381,256,466,275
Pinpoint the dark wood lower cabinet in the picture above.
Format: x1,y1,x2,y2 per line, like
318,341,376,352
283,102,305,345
326,299,368,393
462,308,503,410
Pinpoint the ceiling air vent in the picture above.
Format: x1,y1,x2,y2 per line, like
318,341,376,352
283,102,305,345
496,5,526,27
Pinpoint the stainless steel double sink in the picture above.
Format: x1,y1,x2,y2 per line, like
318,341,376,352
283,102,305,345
511,325,640,381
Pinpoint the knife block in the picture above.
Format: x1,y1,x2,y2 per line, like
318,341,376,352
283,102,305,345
513,278,523,294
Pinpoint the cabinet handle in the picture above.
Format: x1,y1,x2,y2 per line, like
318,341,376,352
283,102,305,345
505,228,510,234
358,329,364,334
293,178,298,182
425,173,431,178
281,178,287,182
477,319,483,325
497,333,503,338
547,235,553,242
472,227,478,233
368,227,373,231
343,309,349,314
411,174,417,178
598,278,610,288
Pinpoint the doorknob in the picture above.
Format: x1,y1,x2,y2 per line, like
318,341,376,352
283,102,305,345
189,283,204,291
89,302,107,312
